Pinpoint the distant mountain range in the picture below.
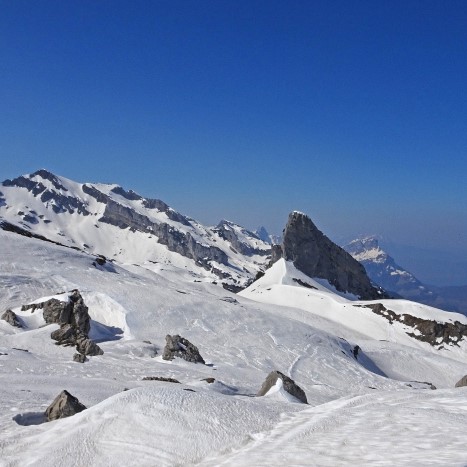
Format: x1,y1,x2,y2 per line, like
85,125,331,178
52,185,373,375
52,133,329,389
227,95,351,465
1,169,465,312
0,169,271,292
343,236,467,315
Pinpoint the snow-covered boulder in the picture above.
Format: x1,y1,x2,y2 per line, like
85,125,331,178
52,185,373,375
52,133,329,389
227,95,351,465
257,371,308,404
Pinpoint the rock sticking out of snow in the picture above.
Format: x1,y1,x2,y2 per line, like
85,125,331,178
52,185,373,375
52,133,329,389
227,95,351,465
455,375,467,388
257,370,308,404
162,334,205,364
45,390,87,421
1,309,22,328
276,211,386,300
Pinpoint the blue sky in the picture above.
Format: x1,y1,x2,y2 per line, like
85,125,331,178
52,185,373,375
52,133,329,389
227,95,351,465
1,1,466,284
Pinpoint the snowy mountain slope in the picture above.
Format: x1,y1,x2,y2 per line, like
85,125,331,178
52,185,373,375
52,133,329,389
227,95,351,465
0,170,272,290
1,229,467,465
344,235,467,314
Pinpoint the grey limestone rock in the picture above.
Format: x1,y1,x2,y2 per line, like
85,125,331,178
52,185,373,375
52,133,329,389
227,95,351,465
43,299,71,325
45,390,86,421
277,211,386,300
46,291,103,356
162,334,205,364
455,375,467,388
73,353,87,363
75,336,104,356
1,309,22,328
257,370,308,404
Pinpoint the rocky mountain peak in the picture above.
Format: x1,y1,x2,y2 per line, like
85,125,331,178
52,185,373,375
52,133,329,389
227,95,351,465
276,211,386,299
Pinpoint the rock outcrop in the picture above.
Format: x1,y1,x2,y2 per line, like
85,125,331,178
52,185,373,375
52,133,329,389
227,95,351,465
45,390,86,421
23,290,103,357
162,334,205,364
1,309,22,328
455,375,467,388
257,370,308,404
276,211,386,299
357,302,467,347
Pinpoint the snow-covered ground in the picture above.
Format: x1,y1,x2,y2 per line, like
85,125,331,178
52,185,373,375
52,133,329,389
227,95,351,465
1,230,467,466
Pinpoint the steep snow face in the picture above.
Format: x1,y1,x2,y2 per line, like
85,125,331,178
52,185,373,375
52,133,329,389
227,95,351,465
0,170,271,289
1,231,467,465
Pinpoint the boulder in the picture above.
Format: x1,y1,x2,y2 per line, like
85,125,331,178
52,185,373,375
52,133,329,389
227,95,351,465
257,370,308,404
45,390,86,421
162,334,205,364
455,375,467,388
73,353,87,363
1,309,22,328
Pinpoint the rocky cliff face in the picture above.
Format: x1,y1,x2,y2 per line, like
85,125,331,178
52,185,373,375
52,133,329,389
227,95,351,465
277,211,386,299
0,169,270,289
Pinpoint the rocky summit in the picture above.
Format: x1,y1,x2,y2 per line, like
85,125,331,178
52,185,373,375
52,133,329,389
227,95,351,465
275,211,386,299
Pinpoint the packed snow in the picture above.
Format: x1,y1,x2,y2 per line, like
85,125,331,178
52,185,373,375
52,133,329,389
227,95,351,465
1,229,467,465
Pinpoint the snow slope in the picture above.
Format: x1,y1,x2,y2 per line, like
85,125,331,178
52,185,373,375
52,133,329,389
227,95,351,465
1,230,467,466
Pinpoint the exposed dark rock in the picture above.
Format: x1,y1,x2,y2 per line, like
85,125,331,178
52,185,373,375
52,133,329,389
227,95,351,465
41,291,102,356
51,324,76,345
73,353,87,363
99,198,228,271
162,334,205,364
142,376,180,383
353,345,360,359
82,184,109,204
76,336,104,356
95,255,106,266
1,309,23,328
43,299,71,325
111,186,143,201
257,371,308,404
292,278,318,289
222,283,244,293
358,303,467,346
455,375,467,388
0,220,81,252
45,390,86,421
201,377,216,384
276,212,386,300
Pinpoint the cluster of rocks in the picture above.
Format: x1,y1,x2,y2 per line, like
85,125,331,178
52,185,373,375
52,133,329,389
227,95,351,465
358,302,467,347
20,290,103,361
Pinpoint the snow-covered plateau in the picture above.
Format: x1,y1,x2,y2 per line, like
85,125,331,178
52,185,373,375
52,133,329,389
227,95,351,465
1,171,467,466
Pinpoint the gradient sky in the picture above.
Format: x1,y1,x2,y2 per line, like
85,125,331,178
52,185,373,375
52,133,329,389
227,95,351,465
1,1,466,285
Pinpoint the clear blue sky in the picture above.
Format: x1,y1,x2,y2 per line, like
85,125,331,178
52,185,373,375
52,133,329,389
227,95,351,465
1,1,466,284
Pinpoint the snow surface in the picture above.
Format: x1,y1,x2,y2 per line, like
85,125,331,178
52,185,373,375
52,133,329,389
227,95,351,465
1,231,467,466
